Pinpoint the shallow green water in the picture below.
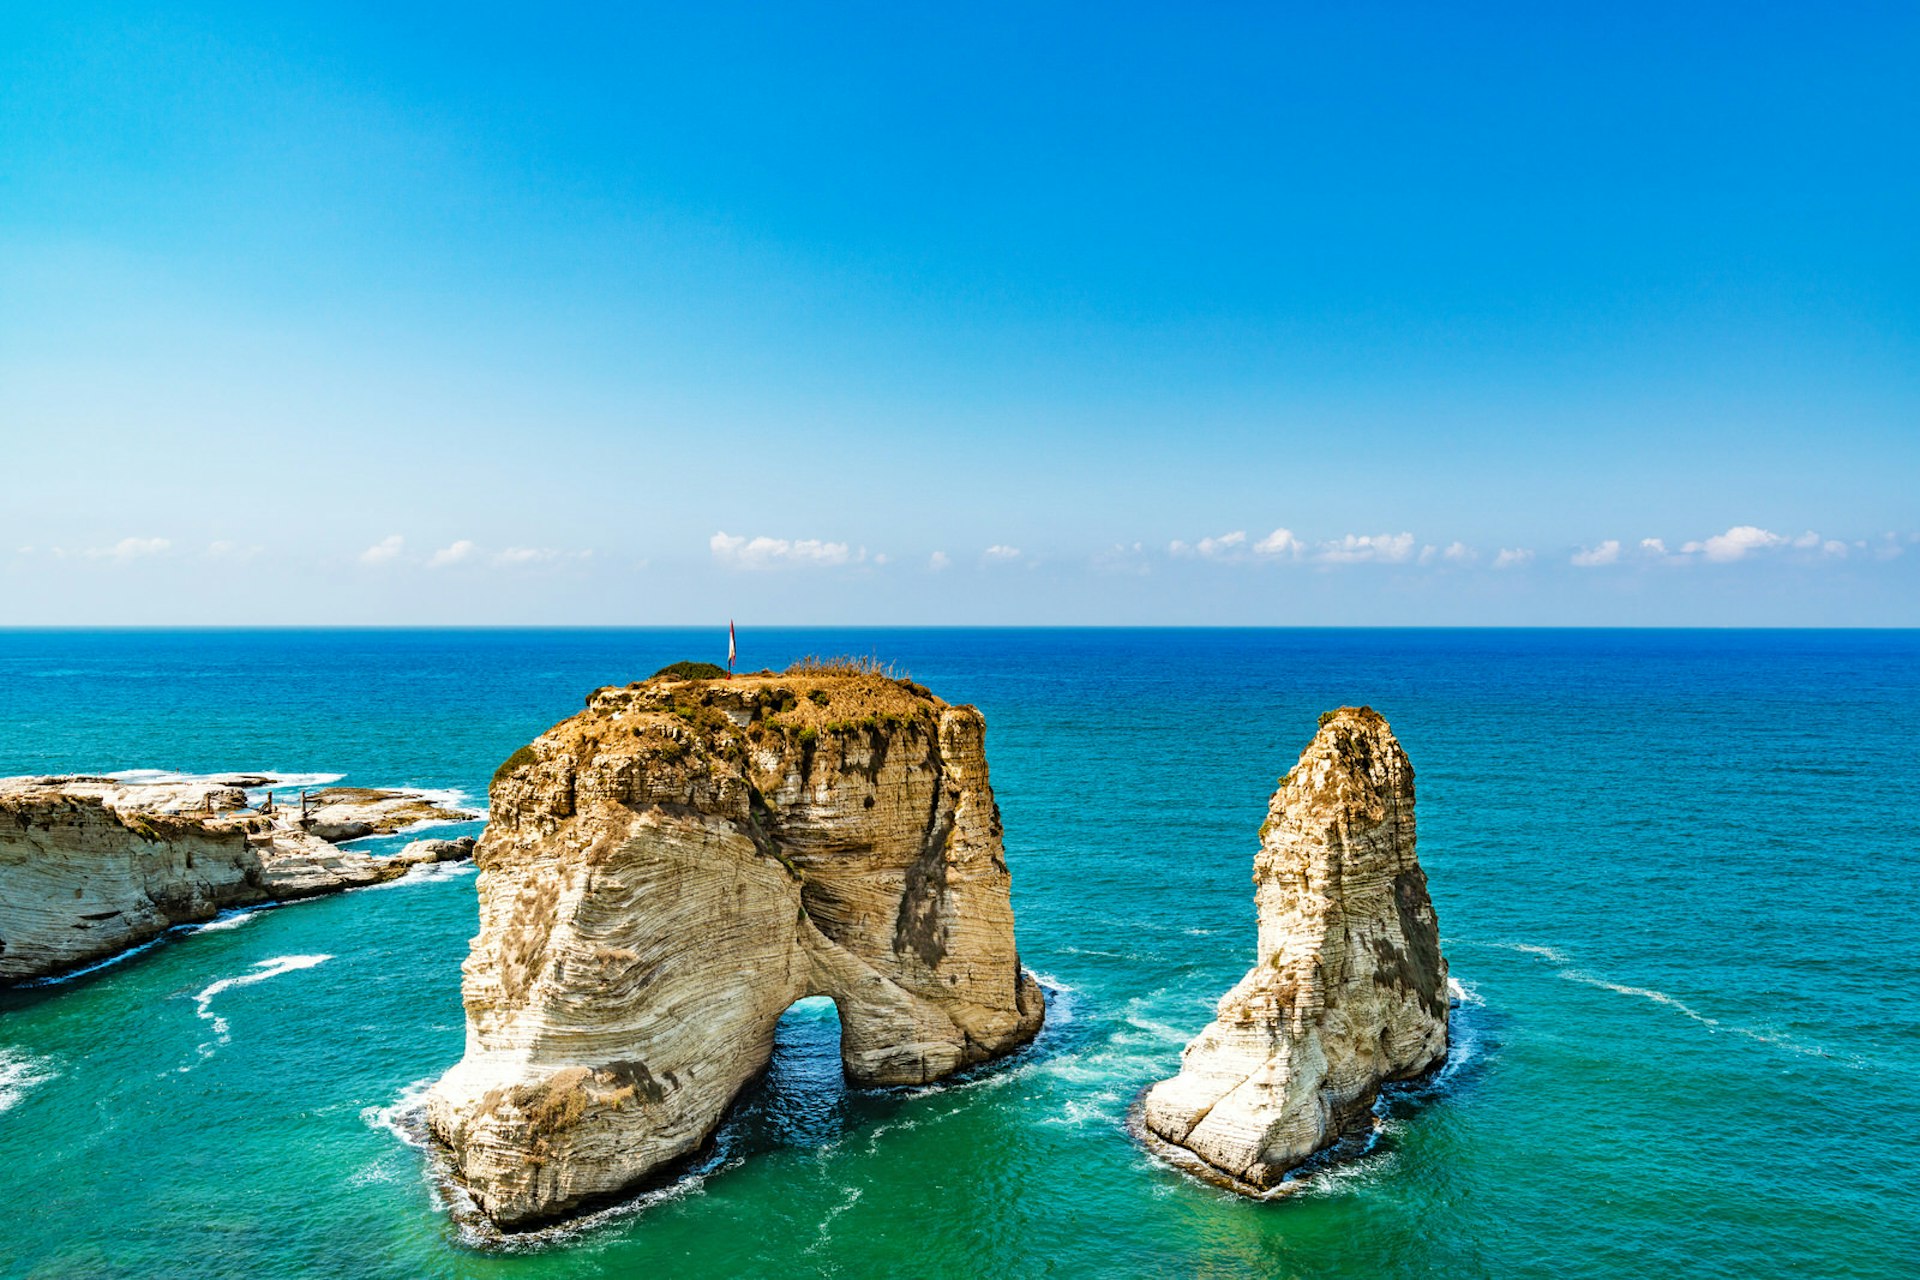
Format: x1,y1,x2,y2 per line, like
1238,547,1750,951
2,629,1915,1278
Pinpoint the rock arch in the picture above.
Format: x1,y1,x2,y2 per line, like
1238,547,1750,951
426,671,1044,1228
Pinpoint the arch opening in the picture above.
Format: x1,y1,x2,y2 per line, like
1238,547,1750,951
729,996,854,1152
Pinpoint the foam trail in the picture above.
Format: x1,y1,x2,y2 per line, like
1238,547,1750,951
804,1185,863,1255
0,1049,58,1115
196,910,260,933
1489,941,1570,964
192,954,332,1052
1554,967,1866,1068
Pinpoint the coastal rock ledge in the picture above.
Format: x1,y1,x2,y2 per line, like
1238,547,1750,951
1140,706,1448,1194
0,776,477,985
426,668,1045,1229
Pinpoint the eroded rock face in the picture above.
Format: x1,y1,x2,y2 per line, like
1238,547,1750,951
0,776,478,983
426,670,1045,1229
1141,707,1447,1193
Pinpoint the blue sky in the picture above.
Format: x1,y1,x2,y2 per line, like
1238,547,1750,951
2,2,1914,624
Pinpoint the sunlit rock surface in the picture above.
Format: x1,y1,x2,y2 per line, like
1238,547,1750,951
1141,707,1447,1193
426,669,1044,1228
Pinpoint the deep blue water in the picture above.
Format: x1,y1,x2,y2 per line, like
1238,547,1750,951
1,628,1916,1278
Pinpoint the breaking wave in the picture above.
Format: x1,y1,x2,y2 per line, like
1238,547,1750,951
0,1049,58,1116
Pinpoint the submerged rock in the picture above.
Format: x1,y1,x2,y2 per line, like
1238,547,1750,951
426,669,1044,1229
0,775,478,983
1140,706,1447,1193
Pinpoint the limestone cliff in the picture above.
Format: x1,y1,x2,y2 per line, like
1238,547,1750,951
0,777,477,984
426,668,1045,1228
1140,707,1447,1193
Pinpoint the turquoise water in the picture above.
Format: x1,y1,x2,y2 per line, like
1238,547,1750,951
2,628,1915,1279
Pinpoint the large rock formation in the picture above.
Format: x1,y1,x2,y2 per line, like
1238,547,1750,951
0,776,478,984
1141,706,1447,1193
426,668,1045,1229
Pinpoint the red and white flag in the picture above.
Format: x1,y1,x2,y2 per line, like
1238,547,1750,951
727,620,737,673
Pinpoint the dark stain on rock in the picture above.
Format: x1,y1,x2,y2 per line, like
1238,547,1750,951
596,1060,669,1105
893,762,952,968
1367,869,1444,1017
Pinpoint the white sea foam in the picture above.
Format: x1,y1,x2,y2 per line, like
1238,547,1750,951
191,954,332,1055
354,860,478,892
195,910,261,932
363,1075,438,1149
0,1049,58,1115
1448,976,1485,1008
803,1184,863,1255
391,786,476,812
1491,941,1570,964
1557,967,1866,1068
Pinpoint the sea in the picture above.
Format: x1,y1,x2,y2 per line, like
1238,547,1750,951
1,628,1915,1279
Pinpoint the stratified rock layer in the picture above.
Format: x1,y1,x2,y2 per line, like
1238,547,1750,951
0,777,477,984
1141,706,1447,1192
426,670,1045,1228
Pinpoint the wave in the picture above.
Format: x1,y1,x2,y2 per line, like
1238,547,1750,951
0,1048,58,1116
195,909,261,932
1487,940,1570,964
354,861,478,893
190,954,333,1057
363,1075,439,1150
1479,943,1868,1069
1447,976,1485,1008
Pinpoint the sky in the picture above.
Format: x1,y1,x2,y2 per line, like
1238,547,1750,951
1,2,1915,625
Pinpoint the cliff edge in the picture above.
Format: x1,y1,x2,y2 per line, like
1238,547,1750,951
1140,706,1447,1193
426,667,1045,1228
0,776,476,984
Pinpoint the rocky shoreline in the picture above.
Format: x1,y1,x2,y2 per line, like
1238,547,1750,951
0,773,479,985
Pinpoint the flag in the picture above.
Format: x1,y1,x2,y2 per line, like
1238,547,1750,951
728,620,737,672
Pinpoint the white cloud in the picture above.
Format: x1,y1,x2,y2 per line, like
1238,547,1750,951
1317,532,1416,564
1686,525,1787,562
1640,538,1669,556
491,546,593,568
928,551,951,572
360,535,405,565
1442,541,1476,564
711,531,857,570
86,536,171,562
983,545,1022,561
204,540,262,561
1492,548,1534,569
1571,539,1622,567
1823,539,1848,557
1254,528,1306,558
427,539,476,569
